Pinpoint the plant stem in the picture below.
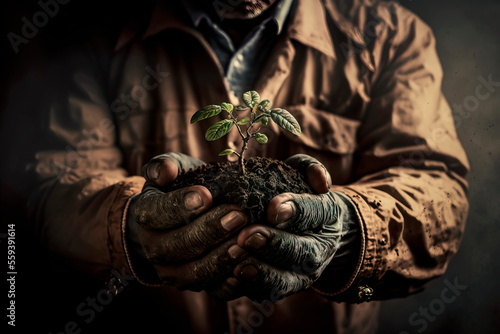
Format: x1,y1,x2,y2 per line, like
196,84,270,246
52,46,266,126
229,114,247,175
239,117,257,176
239,137,249,175
230,111,260,176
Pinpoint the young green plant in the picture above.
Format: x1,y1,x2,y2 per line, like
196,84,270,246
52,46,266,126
190,90,302,175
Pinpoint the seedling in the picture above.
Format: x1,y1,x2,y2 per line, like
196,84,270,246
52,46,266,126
190,90,301,175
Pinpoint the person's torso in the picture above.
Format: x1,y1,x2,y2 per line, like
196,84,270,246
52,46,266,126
106,1,379,333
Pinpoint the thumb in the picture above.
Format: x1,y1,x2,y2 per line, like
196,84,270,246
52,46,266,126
142,153,205,187
142,156,179,186
284,154,332,194
267,192,339,234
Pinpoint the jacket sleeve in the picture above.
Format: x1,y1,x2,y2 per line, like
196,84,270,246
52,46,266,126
1,42,145,278
315,4,469,302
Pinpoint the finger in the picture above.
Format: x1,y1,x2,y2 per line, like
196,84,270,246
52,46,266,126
135,185,212,229
266,191,338,233
284,154,332,194
232,256,312,302
154,238,247,292
236,225,339,276
142,153,205,186
142,204,249,263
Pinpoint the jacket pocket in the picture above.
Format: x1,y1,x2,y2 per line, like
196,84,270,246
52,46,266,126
282,105,361,155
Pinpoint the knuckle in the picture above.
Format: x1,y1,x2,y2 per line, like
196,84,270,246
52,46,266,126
133,193,161,226
145,233,188,263
136,190,192,229
297,247,324,276
181,226,207,251
163,235,191,261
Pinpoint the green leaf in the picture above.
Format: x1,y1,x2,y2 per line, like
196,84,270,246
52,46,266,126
220,102,234,113
237,117,250,125
205,119,234,141
258,99,272,112
242,90,260,108
254,133,268,144
254,114,270,125
219,149,237,156
269,108,302,136
235,105,249,112
190,105,222,124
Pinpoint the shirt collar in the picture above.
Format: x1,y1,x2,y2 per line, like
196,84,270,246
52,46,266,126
182,0,210,28
273,0,294,34
183,0,294,35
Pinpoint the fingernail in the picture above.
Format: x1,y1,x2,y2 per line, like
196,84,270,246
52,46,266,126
221,211,248,232
184,191,204,210
148,163,161,180
239,265,258,279
244,233,267,250
276,201,295,223
322,165,332,188
228,244,246,260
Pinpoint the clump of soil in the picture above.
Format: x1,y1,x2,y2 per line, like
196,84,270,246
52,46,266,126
168,157,312,224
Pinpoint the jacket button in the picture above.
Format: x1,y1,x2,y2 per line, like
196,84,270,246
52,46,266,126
358,285,374,301
379,238,387,246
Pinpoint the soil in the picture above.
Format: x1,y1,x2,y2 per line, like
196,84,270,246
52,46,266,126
167,157,312,224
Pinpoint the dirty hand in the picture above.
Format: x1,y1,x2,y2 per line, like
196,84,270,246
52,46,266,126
126,153,249,291
223,154,357,301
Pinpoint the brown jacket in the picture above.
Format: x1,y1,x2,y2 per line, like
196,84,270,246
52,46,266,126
2,0,469,333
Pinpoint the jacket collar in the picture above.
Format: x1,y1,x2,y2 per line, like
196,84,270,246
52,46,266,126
285,0,336,59
114,0,384,61
114,1,192,51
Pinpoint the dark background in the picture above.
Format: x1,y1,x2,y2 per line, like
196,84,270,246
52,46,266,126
2,0,500,333
376,1,500,333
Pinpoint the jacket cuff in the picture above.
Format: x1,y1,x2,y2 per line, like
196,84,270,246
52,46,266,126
106,176,160,286
311,186,389,303
120,187,164,287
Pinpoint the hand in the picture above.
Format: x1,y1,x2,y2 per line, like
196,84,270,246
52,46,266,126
221,155,354,301
127,153,250,292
